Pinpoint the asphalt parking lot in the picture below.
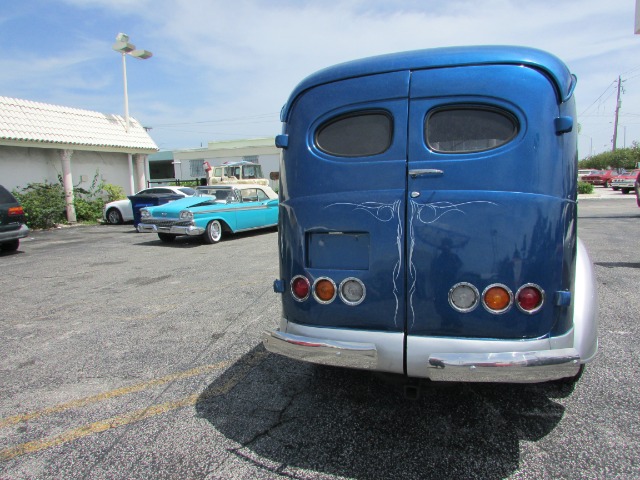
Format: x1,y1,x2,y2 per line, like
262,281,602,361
1,194,639,479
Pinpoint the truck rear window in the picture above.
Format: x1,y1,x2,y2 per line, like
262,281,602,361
426,106,518,153
315,111,392,157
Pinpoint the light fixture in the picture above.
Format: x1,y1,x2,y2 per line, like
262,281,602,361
111,33,153,132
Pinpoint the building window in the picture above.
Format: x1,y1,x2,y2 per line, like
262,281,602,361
243,155,259,163
190,159,205,178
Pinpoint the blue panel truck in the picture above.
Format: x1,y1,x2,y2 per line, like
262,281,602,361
264,46,598,385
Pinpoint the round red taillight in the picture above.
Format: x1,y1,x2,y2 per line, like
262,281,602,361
516,284,544,314
291,276,310,301
482,284,513,314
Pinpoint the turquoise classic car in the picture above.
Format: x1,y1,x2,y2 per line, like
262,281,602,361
137,184,278,244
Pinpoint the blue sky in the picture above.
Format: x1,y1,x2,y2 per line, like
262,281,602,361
1,0,639,157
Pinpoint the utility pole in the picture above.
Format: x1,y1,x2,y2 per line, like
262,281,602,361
612,76,623,151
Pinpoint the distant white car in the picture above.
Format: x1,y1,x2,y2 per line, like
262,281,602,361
103,186,196,224
578,169,598,180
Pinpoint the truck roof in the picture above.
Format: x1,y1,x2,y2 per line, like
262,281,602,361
281,45,576,122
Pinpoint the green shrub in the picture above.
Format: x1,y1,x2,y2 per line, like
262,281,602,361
12,172,126,228
74,197,104,222
578,181,594,194
72,172,110,223
12,182,66,229
102,183,126,203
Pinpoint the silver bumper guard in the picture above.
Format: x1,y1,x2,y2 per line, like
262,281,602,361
263,330,581,382
0,224,29,241
263,330,378,370
137,224,204,236
427,349,581,382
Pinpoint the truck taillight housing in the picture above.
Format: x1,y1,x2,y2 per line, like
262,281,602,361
516,284,544,314
313,277,336,304
291,275,310,302
339,277,366,306
482,284,513,314
448,282,479,312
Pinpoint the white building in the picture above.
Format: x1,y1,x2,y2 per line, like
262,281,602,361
0,96,158,221
149,137,280,190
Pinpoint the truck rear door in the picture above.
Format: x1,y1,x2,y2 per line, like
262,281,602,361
404,64,571,345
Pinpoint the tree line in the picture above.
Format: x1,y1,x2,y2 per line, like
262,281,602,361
579,142,640,171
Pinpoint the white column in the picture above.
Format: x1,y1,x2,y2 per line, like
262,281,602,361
60,149,77,223
127,153,135,194
135,154,147,190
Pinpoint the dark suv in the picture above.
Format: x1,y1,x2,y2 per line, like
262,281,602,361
0,185,29,252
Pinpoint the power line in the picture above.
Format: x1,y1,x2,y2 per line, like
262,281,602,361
579,79,617,117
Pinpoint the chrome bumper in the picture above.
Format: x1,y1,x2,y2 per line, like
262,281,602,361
0,224,29,241
263,330,378,370
264,327,583,383
426,349,580,382
137,223,204,236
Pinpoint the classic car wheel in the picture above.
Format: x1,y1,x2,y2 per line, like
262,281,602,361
622,188,630,194
106,208,123,225
157,233,176,243
203,220,222,244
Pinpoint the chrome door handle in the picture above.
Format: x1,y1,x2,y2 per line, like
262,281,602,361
409,169,444,178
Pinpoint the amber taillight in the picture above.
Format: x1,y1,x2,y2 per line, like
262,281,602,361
8,206,24,216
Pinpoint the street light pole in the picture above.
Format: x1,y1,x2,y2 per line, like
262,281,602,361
112,33,153,133
120,51,130,132
112,33,152,194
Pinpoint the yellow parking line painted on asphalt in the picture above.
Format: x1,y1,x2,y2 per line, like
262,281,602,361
0,361,230,429
0,350,268,462
0,394,198,461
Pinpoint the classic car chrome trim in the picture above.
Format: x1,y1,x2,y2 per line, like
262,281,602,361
573,237,599,362
0,224,29,241
409,168,444,178
194,205,271,215
426,348,581,382
138,220,276,236
264,330,377,370
406,329,585,382
266,319,405,374
266,319,586,382
137,224,205,236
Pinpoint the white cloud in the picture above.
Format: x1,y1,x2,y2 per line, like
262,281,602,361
6,0,640,152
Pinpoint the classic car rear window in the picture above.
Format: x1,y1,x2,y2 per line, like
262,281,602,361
315,111,392,157
426,106,518,153
240,188,269,202
0,185,17,203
